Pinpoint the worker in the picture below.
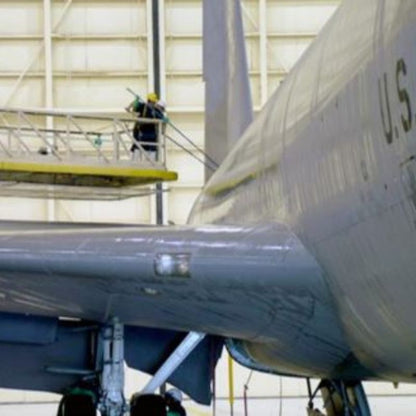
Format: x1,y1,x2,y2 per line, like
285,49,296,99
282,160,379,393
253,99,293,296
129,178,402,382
155,99,168,134
164,388,186,416
155,99,167,117
126,92,164,161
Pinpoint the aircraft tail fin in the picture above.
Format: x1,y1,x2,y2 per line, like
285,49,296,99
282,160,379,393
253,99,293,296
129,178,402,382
203,0,253,181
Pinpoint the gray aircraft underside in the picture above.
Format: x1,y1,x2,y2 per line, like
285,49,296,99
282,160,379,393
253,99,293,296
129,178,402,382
0,0,414,404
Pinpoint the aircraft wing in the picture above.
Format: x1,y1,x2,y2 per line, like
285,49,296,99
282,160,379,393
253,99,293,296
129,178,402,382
0,221,331,338
0,220,355,386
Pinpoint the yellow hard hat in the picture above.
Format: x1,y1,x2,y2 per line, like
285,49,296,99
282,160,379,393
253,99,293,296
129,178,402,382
147,92,158,103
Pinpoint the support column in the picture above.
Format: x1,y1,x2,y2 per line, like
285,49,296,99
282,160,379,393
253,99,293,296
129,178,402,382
152,0,161,98
259,0,268,105
44,0,55,221
44,0,53,114
152,0,164,225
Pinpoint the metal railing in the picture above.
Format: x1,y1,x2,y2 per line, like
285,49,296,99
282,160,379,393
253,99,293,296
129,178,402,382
0,107,167,169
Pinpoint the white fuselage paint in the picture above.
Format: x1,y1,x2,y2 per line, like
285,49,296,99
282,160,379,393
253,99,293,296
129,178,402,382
190,1,416,381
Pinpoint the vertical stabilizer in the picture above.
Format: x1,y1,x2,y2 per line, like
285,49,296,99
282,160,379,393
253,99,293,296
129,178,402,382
203,0,253,181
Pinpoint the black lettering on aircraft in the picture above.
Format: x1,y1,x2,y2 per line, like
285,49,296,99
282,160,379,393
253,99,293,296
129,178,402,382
396,58,412,133
378,73,393,144
378,58,414,145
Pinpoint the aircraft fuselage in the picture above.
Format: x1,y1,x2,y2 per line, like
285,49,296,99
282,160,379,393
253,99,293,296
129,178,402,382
190,1,416,382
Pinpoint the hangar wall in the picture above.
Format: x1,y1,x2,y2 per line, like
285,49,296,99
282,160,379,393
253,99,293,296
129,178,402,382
1,1,416,415
0,0,339,226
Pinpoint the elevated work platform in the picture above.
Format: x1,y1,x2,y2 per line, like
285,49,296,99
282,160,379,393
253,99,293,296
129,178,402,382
0,108,177,200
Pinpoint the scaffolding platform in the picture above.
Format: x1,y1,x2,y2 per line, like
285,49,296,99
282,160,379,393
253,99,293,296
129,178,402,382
0,108,178,200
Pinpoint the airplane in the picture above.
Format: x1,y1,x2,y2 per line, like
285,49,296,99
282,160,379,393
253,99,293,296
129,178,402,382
0,0,414,415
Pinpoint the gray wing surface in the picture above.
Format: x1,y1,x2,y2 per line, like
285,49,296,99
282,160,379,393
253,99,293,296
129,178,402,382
0,221,357,383
0,224,344,339
0,222,328,340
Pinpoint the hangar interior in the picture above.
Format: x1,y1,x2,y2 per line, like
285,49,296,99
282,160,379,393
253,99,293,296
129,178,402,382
0,0,415,415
